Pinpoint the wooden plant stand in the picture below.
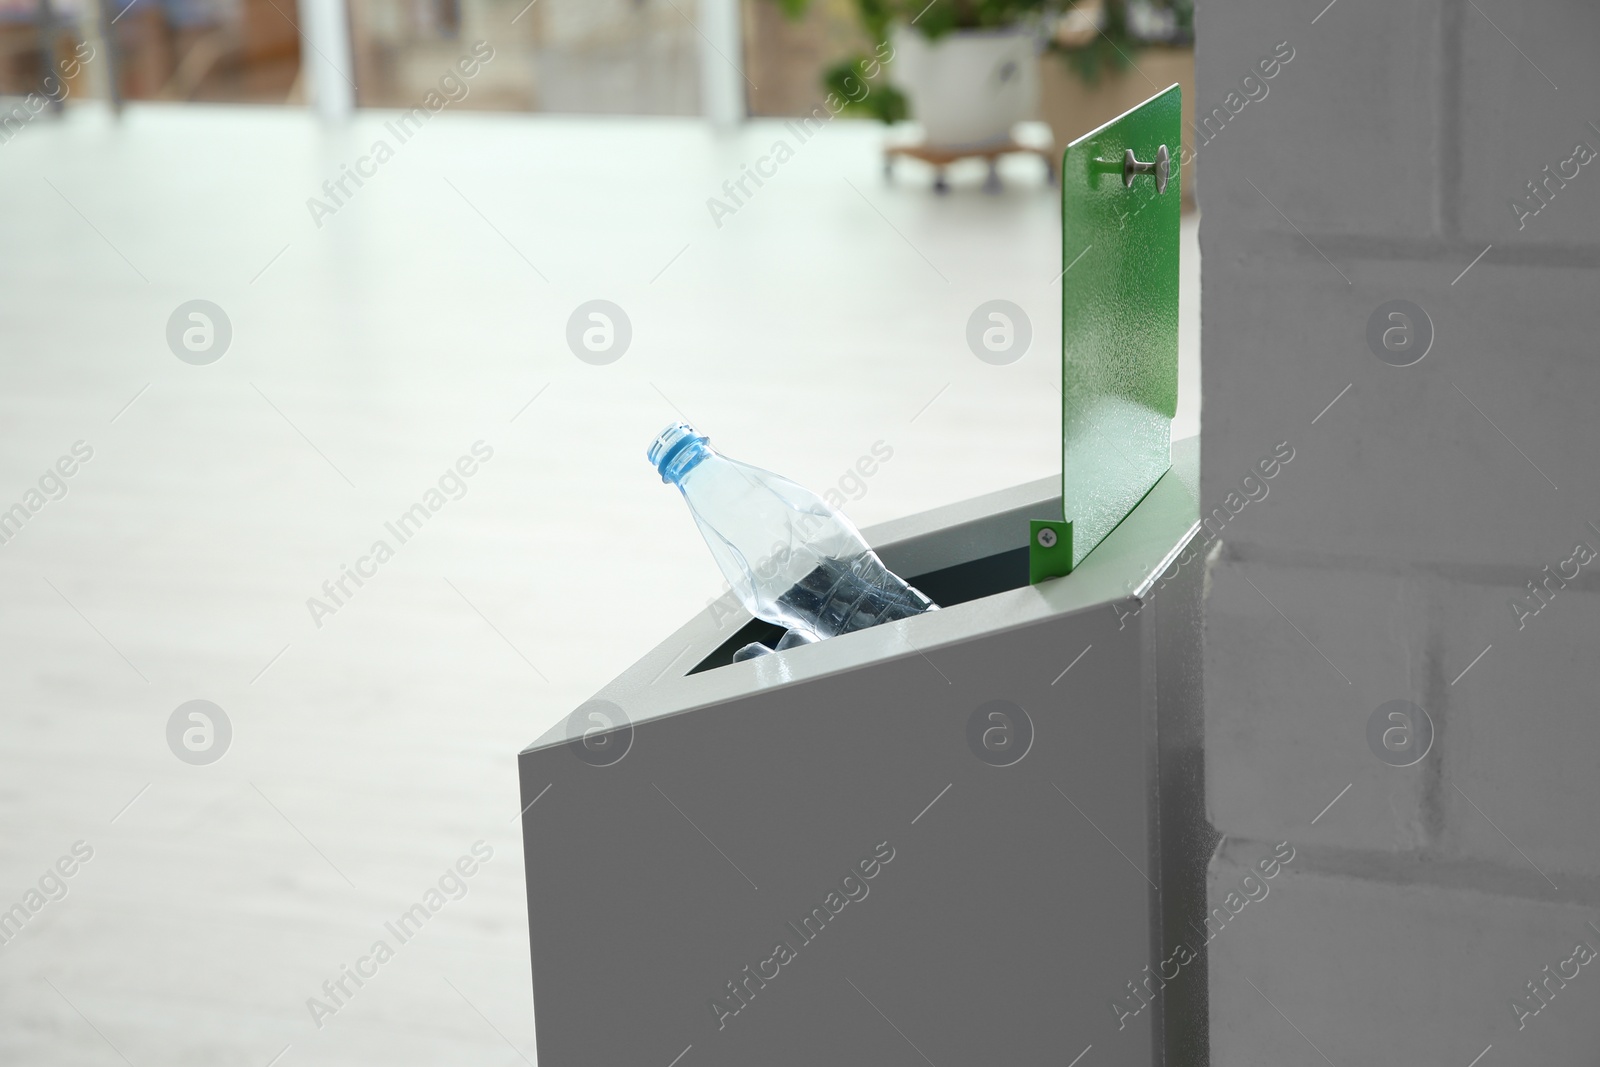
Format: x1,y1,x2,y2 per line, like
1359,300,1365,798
884,137,1057,193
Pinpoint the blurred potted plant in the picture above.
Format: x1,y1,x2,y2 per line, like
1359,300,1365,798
1051,0,1192,84
766,0,1190,147
887,5,1044,147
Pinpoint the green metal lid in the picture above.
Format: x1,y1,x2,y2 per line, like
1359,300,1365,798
1031,83,1182,585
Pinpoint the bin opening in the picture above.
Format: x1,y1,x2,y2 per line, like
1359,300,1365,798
687,545,1031,675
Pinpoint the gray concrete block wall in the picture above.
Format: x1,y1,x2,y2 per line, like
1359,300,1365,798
1207,554,1600,872
1197,0,1600,1062
1208,843,1600,1067
1204,554,1432,852
1458,4,1600,245
1193,2,1445,238
1435,577,1600,879
1199,253,1600,568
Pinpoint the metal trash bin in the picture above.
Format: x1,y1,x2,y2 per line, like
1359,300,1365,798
519,83,1208,1067
518,437,1205,1066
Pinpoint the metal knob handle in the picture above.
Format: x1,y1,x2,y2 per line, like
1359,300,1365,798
1123,144,1170,195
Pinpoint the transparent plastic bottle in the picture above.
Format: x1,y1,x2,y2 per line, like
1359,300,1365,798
648,422,937,642
733,627,817,663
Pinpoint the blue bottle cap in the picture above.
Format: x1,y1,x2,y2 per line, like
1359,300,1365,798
647,422,711,485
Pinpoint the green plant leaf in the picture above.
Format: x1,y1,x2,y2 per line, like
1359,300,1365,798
822,57,908,123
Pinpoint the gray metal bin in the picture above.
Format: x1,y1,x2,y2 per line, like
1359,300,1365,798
518,437,1208,1067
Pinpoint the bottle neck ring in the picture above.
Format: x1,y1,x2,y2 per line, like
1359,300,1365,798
648,422,712,485
658,437,710,485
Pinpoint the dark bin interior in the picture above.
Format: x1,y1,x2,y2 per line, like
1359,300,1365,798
688,544,1031,674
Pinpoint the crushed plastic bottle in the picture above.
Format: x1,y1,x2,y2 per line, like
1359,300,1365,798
733,627,817,663
648,422,937,644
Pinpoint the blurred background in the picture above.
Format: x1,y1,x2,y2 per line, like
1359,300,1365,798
1,1,1197,1063
0,0,1194,120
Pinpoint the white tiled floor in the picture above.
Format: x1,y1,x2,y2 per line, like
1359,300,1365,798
0,103,1196,1065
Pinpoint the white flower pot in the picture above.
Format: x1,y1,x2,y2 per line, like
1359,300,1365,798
890,24,1042,149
